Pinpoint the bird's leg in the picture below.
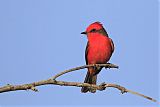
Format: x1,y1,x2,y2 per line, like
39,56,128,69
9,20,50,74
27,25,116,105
92,64,98,71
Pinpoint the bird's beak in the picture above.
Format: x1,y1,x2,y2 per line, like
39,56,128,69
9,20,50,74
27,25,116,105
81,31,87,35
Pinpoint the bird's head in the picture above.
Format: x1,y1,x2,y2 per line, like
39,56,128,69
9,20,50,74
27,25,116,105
81,22,108,36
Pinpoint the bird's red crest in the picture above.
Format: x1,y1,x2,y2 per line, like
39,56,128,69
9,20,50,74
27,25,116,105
91,22,103,26
86,22,104,33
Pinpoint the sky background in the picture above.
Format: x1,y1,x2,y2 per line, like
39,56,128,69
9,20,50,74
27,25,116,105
0,0,159,107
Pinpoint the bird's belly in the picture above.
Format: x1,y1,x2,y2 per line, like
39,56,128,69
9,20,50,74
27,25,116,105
87,44,112,64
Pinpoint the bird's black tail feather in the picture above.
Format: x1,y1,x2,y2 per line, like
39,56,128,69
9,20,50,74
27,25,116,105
81,72,97,93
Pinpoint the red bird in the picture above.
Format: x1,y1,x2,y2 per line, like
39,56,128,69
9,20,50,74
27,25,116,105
81,22,114,93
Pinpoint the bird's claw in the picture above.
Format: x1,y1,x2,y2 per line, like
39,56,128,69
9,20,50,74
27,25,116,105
92,64,99,70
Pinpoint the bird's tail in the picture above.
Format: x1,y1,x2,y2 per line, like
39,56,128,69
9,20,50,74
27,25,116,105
81,71,97,93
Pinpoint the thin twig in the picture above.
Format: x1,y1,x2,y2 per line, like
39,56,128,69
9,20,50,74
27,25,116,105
52,63,118,80
125,89,157,102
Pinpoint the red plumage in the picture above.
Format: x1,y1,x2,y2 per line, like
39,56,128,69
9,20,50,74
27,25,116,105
81,22,114,93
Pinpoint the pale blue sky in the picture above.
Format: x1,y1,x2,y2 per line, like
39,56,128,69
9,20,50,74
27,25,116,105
0,0,159,106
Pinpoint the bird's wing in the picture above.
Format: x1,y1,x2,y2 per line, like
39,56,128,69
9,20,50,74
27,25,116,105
109,38,114,53
85,42,89,65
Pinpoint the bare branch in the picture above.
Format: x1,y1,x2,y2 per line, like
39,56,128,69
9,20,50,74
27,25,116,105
0,63,159,104
52,63,118,80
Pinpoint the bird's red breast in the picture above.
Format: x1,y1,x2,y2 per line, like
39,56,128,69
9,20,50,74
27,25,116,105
87,34,113,64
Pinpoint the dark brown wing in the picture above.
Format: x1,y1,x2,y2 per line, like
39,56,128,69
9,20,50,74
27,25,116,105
85,42,89,65
109,38,114,53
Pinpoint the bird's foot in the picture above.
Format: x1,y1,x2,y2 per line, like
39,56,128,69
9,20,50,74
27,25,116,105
92,64,99,71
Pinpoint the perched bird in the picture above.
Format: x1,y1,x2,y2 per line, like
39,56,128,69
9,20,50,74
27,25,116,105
81,22,114,93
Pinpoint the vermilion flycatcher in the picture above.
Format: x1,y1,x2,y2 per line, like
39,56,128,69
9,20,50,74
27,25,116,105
81,22,114,93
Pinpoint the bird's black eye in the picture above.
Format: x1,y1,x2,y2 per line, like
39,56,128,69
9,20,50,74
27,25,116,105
90,29,96,33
